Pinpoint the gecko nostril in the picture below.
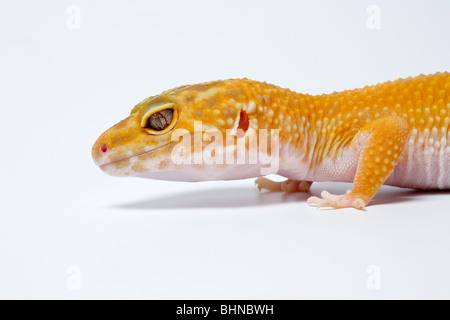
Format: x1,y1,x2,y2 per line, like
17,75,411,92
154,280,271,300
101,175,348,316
100,144,108,153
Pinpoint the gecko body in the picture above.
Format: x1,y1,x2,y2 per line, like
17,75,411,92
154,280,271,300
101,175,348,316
92,72,450,209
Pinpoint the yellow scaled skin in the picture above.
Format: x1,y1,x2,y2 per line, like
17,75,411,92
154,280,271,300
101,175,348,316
93,72,450,210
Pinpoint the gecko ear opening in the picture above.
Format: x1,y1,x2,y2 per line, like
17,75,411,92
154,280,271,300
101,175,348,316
237,109,249,133
231,109,250,138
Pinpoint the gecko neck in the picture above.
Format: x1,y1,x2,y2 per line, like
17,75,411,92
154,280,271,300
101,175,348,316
246,82,354,181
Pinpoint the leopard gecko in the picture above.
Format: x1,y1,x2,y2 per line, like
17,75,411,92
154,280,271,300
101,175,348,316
92,72,450,210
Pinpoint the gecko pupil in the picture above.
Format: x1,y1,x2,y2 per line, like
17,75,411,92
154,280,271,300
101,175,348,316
147,109,173,130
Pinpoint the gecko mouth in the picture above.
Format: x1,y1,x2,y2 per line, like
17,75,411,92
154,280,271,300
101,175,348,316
99,142,172,169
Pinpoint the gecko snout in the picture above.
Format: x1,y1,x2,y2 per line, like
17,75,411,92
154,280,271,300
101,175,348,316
92,135,111,166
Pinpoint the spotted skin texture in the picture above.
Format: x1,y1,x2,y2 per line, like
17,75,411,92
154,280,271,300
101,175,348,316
92,72,450,209
307,116,410,209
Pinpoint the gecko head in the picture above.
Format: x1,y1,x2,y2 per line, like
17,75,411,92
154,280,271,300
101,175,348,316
92,80,264,181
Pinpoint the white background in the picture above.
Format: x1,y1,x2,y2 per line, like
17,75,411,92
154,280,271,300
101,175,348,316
1,0,450,299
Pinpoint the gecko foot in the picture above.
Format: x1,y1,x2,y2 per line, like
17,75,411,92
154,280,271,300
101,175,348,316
307,190,369,211
255,177,312,193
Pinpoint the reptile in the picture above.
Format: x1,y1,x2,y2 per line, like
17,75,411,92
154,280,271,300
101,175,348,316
92,72,450,210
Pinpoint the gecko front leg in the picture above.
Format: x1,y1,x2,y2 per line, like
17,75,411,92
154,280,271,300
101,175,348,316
307,116,409,210
255,177,313,193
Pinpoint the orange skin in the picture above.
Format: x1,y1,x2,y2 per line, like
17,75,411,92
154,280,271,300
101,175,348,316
93,72,450,210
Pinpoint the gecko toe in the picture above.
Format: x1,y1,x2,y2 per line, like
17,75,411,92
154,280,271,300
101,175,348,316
255,178,312,193
308,191,369,210
307,195,336,208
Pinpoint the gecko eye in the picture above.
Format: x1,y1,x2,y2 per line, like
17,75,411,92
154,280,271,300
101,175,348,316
141,103,177,135
147,109,173,130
